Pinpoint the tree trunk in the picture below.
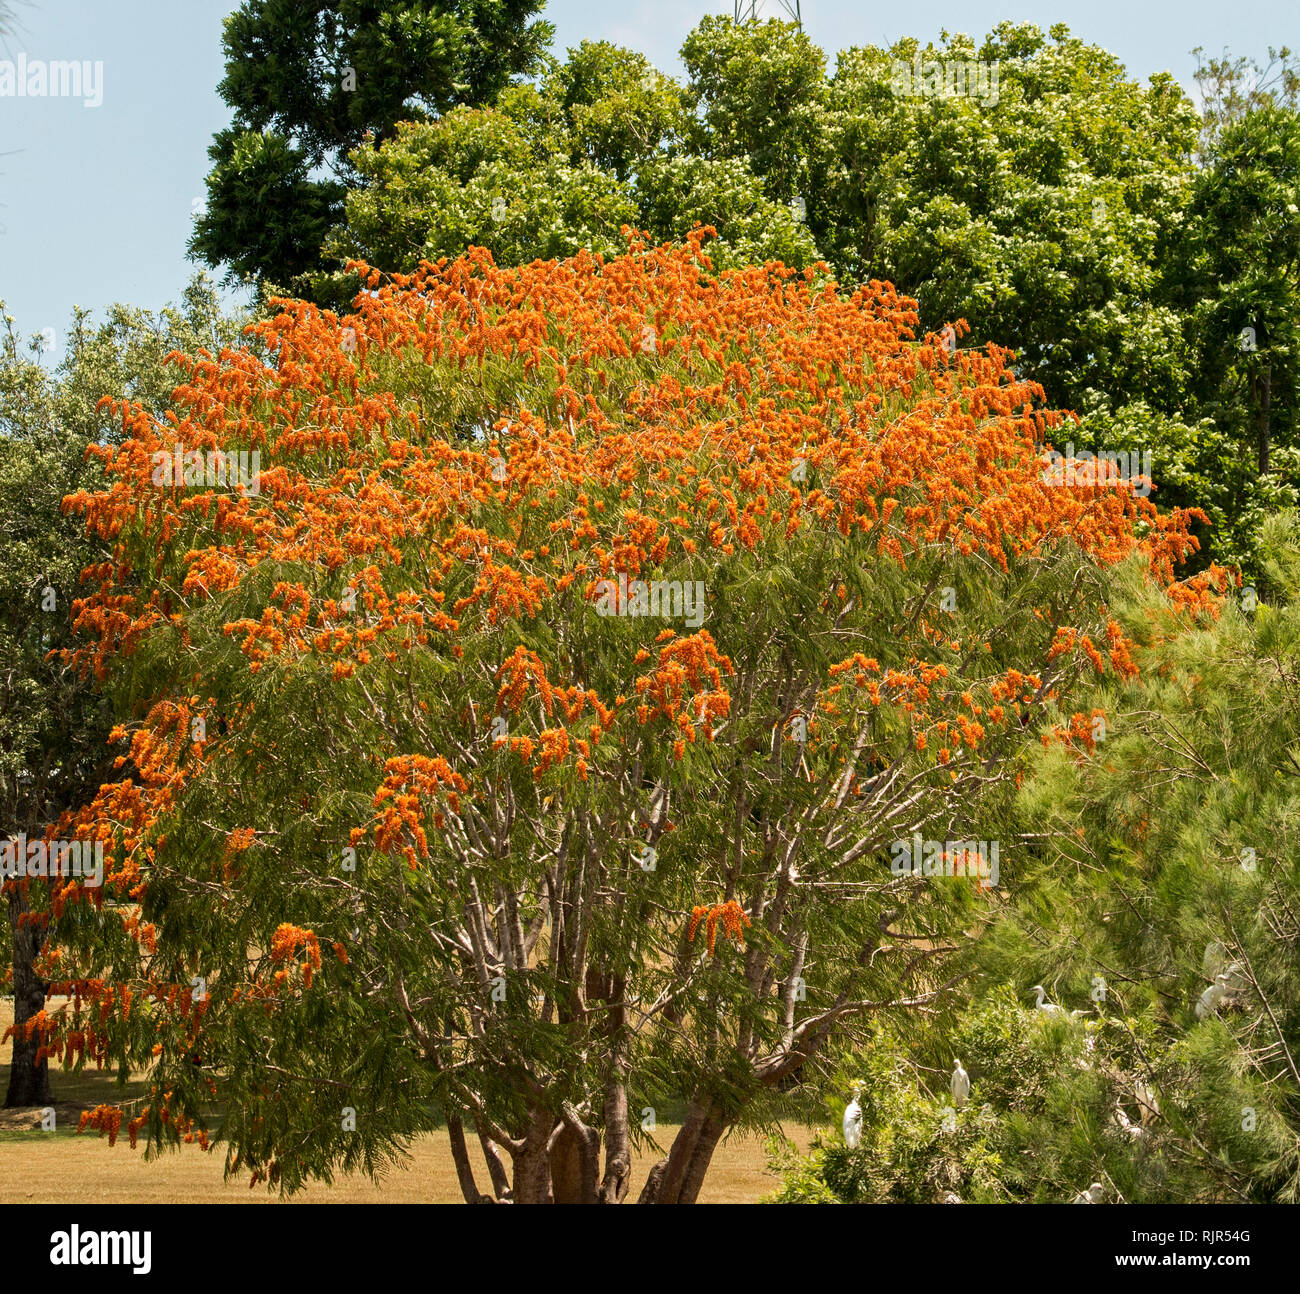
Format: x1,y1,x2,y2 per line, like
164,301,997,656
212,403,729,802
594,970,632,1203
550,1124,585,1203
638,1157,669,1204
638,1094,727,1204
550,1116,600,1204
5,888,52,1109
676,1111,727,1204
599,1078,632,1203
476,1120,511,1199
446,1110,493,1203
1257,362,1272,476
512,1107,556,1204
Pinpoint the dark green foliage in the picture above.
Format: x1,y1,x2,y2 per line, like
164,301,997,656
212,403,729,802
780,515,1300,1203
190,0,553,295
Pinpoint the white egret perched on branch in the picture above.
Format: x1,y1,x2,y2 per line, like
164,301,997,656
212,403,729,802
1134,1079,1160,1125
1030,985,1064,1017
843,1088,863,1149
1112,1104,1146,1141
1195,973,1230,1020
1222,961,1249,997
1073,1182,1104,1204
951,1059,970,1109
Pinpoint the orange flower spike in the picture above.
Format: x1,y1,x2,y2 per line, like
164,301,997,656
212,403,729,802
688,900,750,956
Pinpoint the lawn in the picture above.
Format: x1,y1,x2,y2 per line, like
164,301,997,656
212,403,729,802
1,997,817,1203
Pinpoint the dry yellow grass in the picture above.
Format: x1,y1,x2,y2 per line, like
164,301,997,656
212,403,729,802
1,997,815,1203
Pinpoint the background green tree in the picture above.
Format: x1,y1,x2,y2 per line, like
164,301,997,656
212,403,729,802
1162,104,1300,579
1191,43,1299,161
189,0,553,297
981,521,1300,1200
769,993,1174,1203
0,279,250,1107
679,14,826,205
327,40,815,281
814,22,1198,417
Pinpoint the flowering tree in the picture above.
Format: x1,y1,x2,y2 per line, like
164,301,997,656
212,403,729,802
44,233,1208,1202
0,280,248,1109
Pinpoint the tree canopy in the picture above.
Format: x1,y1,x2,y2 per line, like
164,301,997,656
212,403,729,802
315,20,1300,581
190,0,553,294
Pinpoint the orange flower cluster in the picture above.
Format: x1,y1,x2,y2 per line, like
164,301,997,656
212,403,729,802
1043,708,1109,758
633,632,734,738
79,1104,124,1147
496,645,555,715
3,1008,52,1052
79,1097,210,1153
372,754,468,865
688,900,752,955
269,923,323,988
1049,620,1138,680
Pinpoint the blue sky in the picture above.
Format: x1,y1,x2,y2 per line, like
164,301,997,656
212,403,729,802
0,0,1294,348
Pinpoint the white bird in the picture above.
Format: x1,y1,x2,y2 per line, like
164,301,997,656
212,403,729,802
950,1059,970,1109
843,1091,863,1149
940,1191,962,1204
1031,985,1064,1017
1222,961,1249,997
1112,1104,1146,1141
1195,973,1230,1021
1073,1182,1104,1204
1134,1079,1160,1125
